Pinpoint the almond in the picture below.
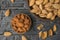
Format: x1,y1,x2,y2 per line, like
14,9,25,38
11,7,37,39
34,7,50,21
4,32,12,37
5,9,10,17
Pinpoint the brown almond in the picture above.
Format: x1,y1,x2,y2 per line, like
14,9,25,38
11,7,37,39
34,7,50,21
43,0,48,5
53,24,57,32
4,32,12,37
22,35,27,40
5,9,10,17
48,29,53,36
41,31,47,39
39,31,42,38
55,0,60,3
58,9,60,17
46,12,53,19
11,0,14,3
29,0,35,6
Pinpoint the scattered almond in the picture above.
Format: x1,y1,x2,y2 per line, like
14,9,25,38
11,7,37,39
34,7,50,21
22,35,27,40
53,24,57,32
41,31,47,39
5,9,10,17
48,29,53,36
4,32,12,37
11,0,14,3
39,31,42,38
37,24,43,30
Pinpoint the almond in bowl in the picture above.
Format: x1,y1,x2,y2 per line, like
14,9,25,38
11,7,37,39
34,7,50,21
11,13,31,34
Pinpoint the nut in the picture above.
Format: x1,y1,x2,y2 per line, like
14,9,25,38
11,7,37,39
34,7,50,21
49,0,54,3
41,31,47,39
44,3,52,8
58,9,60,17
37,24,43,30
43,0,48,5
5,9,10,17
39,4,43,10
35,0,43,5
53,24,57,32
48,29,53,36
29,0,35,6
22,35,27,40
46,12,53,19
4,32,12,37
51,15,55,20
55,0,60,3
11,0,14,3
53,4,60,9
39,31,42,38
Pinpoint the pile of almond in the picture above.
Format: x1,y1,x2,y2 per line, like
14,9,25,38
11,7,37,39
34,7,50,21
29,0,60,20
